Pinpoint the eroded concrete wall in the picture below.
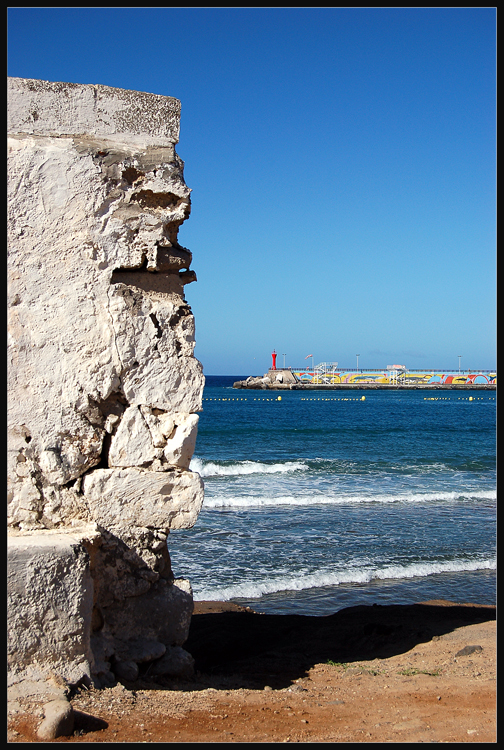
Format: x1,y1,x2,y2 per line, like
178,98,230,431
7,77,204,687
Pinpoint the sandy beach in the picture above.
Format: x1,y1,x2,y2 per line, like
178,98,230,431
8,599,495,743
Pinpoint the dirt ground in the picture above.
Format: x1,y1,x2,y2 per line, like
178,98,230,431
8,600,496,743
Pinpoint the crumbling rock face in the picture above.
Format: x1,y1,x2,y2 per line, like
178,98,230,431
7,78,204,688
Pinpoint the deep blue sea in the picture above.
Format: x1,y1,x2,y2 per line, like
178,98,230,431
168,376,496,616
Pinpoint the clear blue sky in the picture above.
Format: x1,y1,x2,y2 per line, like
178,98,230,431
8,8,496,374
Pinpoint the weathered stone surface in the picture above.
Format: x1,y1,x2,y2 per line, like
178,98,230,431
149,645,195,678
7,672,71,726
108,405,159,467
8,77,203,533
114,638,166,665
107,407,199,469
82,467,204,529
89,631,115,685
7,77,181,147
7,78,204,688
7,529,97,685
163,412,200,469
37,699,75,740
233,374,273,389
112,660,140,682
101,578,194,647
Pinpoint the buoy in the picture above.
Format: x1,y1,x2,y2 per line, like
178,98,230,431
277,396,282,401
361,396,366,401
469,396,473,401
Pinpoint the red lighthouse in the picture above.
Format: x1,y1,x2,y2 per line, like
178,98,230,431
271,350,277,370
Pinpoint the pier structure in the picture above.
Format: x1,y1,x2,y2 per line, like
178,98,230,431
234,365,496,390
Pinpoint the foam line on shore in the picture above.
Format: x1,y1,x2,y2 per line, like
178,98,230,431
193,557,496,602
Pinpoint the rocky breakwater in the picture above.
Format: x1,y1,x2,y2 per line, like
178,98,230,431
234,370,298,389
7,77,204,713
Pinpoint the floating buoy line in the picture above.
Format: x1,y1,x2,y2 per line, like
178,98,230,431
424,396,495,401
202,396,367,401
202,395,494,402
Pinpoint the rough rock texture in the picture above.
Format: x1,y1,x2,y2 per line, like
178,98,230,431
36,698,74,741
233,370,299,389
7,529,97,684
233,372,278,389
7,77,204,690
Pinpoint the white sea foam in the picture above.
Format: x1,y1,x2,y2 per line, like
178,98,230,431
193,557,496,601
202,489,496,509
190,456,309,477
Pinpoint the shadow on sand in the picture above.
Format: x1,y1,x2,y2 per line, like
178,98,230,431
175,600,495,690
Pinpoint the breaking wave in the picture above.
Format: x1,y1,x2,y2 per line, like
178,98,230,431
194,557,496,602
202,489,496,509
190,456,309,477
